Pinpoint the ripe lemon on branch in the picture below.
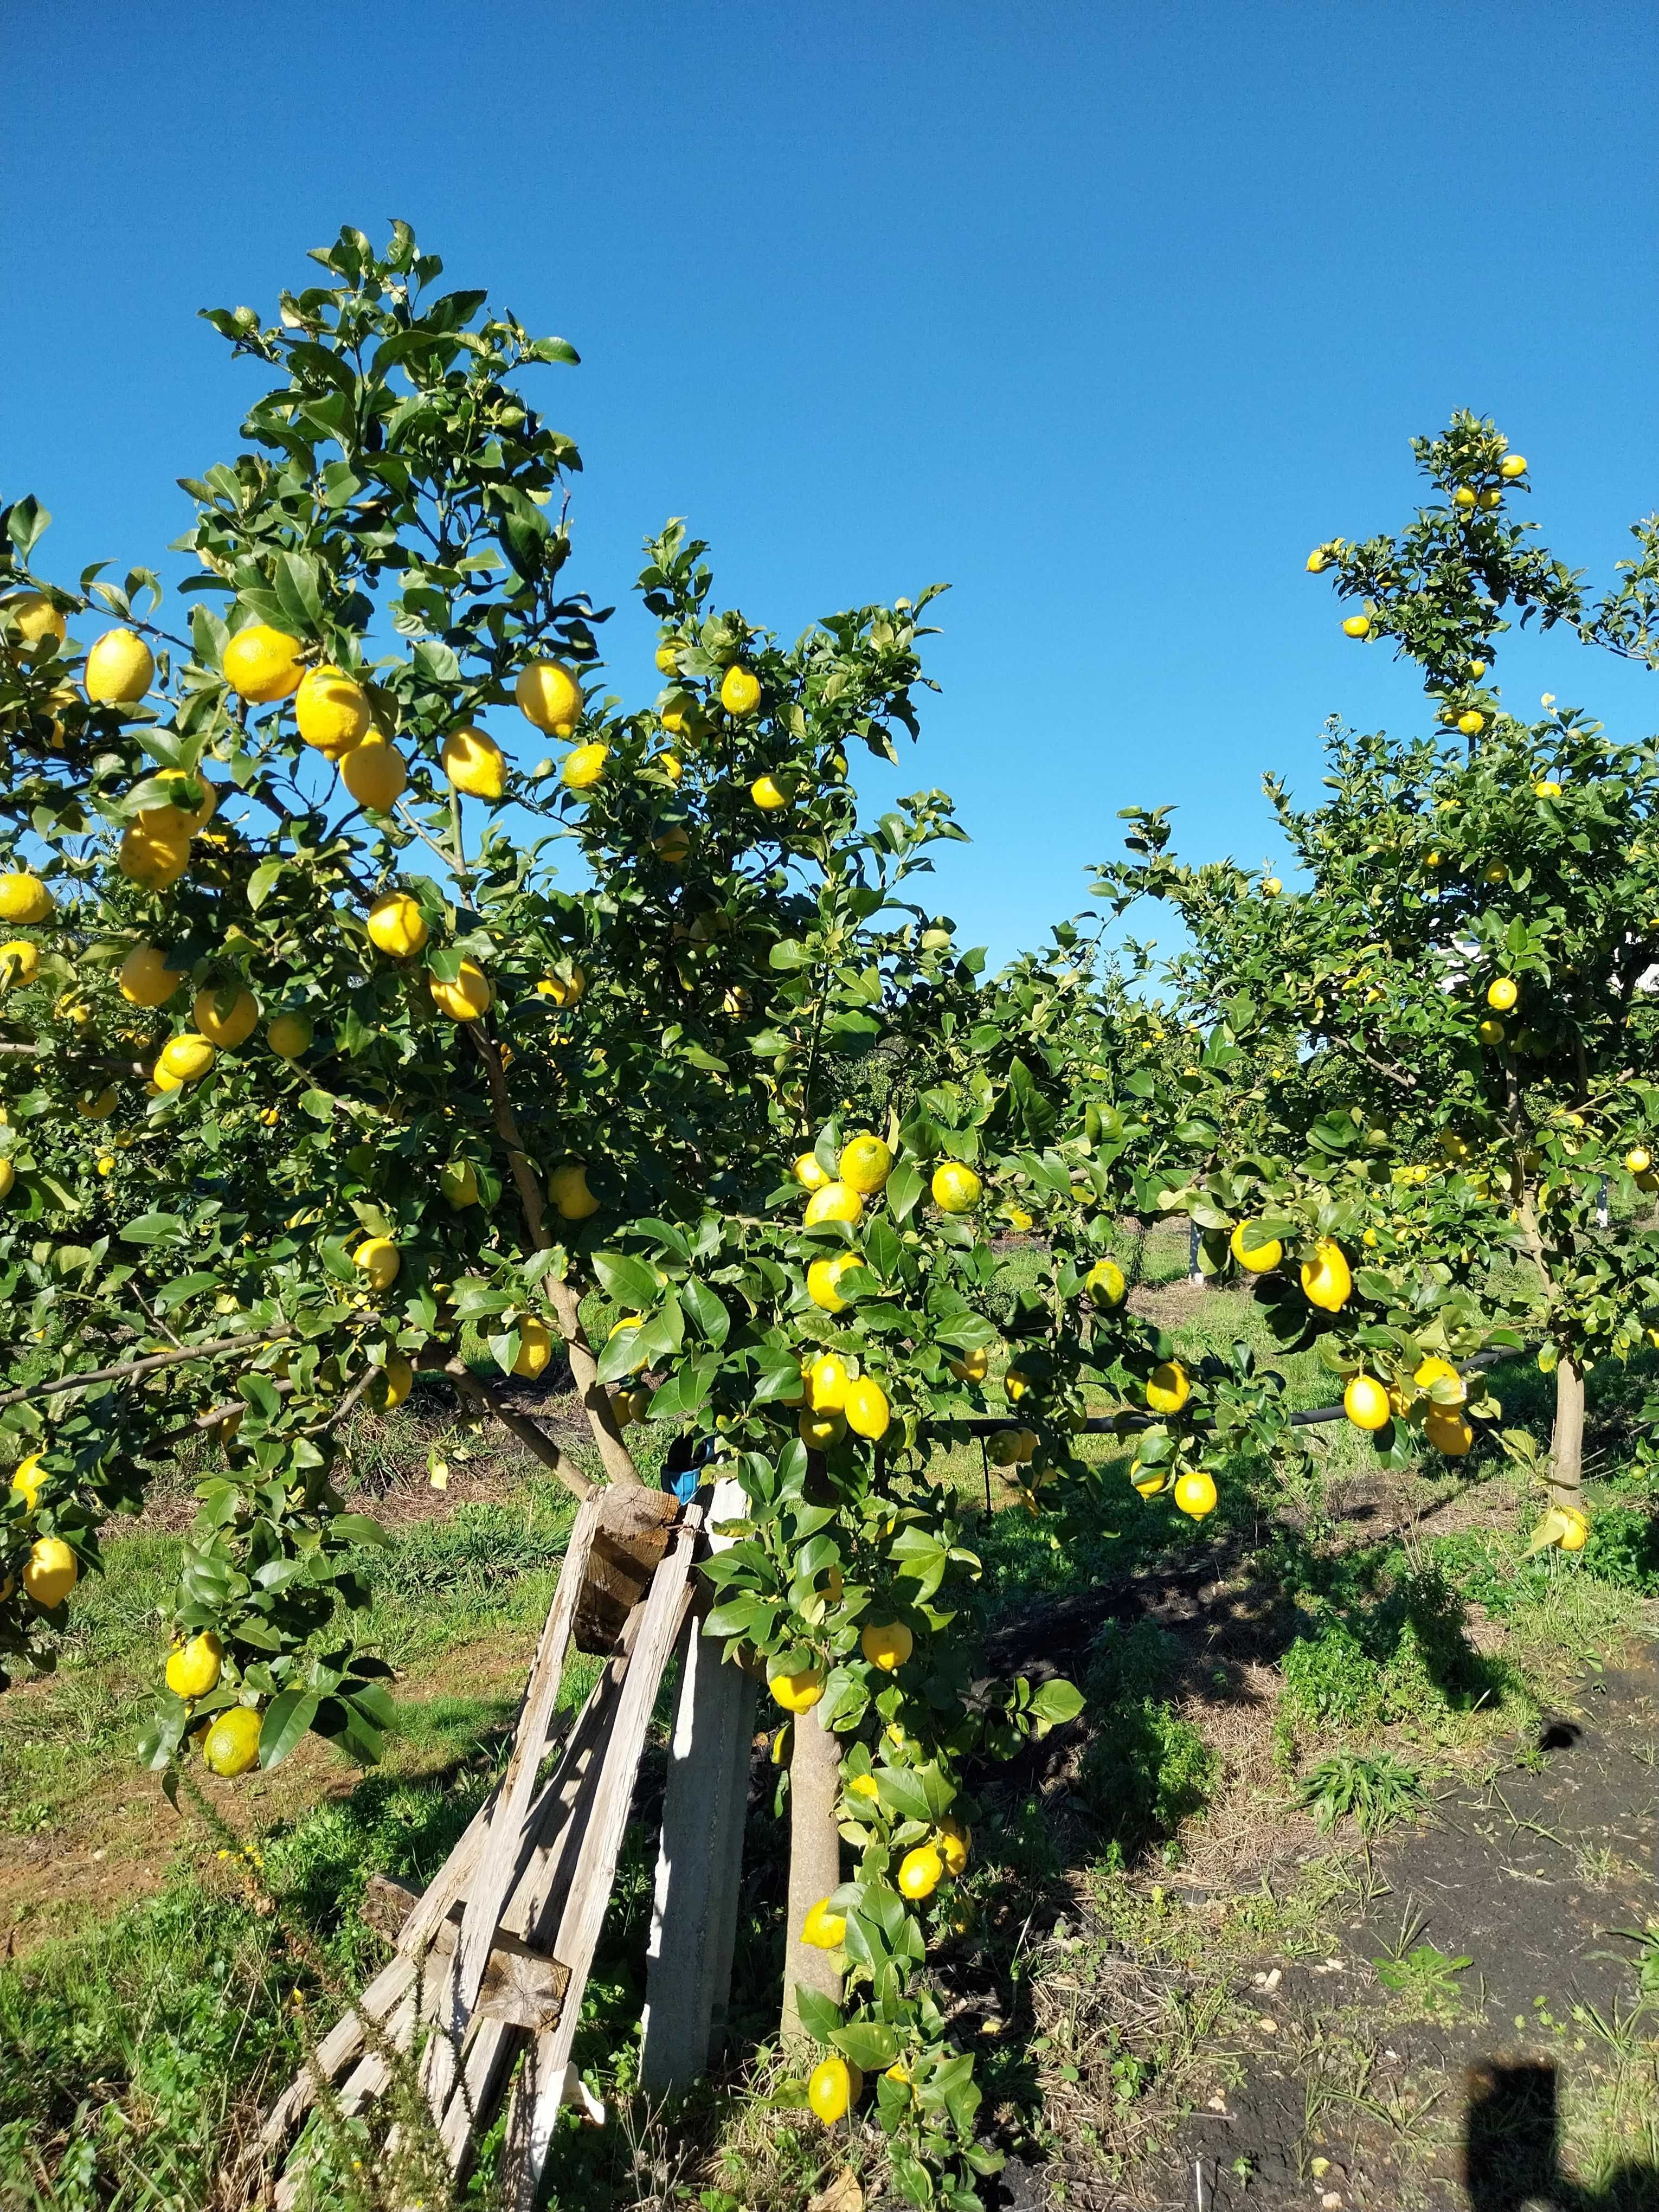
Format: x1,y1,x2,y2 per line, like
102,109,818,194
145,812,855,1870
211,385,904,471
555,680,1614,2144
1300,1239,1352,1312
0,872,53,924
442,725,506,800
342,732,407,812
85,628,155,704
222,622,305,703
366,892,428,959
428,960,493,1021
1230,1220,1282,1273
166,1631,223,1700
202,1705,262,1777
295,665,371,758
516,659,583,735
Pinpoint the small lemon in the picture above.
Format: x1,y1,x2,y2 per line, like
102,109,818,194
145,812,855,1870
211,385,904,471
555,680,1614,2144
295,665,371,758
222,623,305,703
861,1620,912,1670
441,725,506,800
931,1160,981,1213
516,659,583,734
85,628,155,704
366,892,428,959
721,665,761,717
202,1705,262,1777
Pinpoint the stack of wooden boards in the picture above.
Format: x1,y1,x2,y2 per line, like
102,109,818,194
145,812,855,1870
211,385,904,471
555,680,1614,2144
261,1478,747,2208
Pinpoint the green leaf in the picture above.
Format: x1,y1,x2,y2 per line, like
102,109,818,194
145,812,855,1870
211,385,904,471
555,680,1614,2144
259,1688,320,1769
833,2021,899,2071
793,1985,844,2047
1029,1677,1085,1727
591,1251,661,1310
120,1212,186,1245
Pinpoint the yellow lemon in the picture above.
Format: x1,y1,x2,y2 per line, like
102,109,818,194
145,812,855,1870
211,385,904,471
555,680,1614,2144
1500,454,1528,480
1457,711,1484,737
374,1355,414,1411
1306,549,1328,573
751,773,794,811
22,1536,78,1608
1487,977,1519,1012
1558,1506,1588,1551
937,1817,970,1875
118,822,189,890
799,1408,847,1449
847,1772,880,1803
222,623,305,703
166,1631,223,1700
898,1844,944,1899
0,1160,15,1200
657,750,683,782
342,731,408,812
428,960,493,1021
807,1252,861,1313
844,1375,891,1442
118,943,182,1007
11,1452,47,1509
295,665,371,758
366,891,428,959
1626,1147,1651,1175
2,591,66,658
1424,1406,1474,1457
807,1354,849,1412
1343,1374,1391,1431
838,1134,893,1194
441,725,506,800
801,1899,847,1949
807,2055,860,2124
139,779,218,839
1453,486,1477,510
1173,1470,1217,1519
0,873,52,924
805,1180,863,1227
561,741,609,792
654,826,691,865
1261,876,1283,897
1230,1220,1282,1272
949,1346,990,1384
85,628,155,704
513,1317,554,1379
654,640,679,677
0,940,40,990
75,1085,118,1120
1083,1257,1127,1307
1004,1367,1033,1403
1413,1354,1466,1405
159,1033,216,1084
1342,614,1372,639
194,986,258,1050
267,1011,313,1060
721,665,761,717
794,1151,830,1191
1300,1239,1352,1313
931,1160,981,1213
516,659,583,735
202,1704,262,1777
549,1162,600,1220
354,1237,401,1292
1146,1360,1190,1414
538,966,585,1007
861,1620,912,1670
439,1159,480,1208
771,1666,825,1712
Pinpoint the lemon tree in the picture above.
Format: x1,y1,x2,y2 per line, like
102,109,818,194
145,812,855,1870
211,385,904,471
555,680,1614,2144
1093,416,1659,1532
0,221,1133,2202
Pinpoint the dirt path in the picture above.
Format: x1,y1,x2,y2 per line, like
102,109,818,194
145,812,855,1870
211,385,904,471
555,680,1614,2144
1179,1644,1659,2212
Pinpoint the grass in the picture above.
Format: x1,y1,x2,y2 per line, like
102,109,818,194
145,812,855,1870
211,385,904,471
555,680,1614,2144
2,1236,1657,2209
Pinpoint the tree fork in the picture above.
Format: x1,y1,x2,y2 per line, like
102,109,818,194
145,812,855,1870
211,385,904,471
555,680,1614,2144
472,1028,641,1488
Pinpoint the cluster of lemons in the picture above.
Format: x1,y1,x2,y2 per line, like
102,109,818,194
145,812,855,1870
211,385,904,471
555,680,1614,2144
1314,452,1528,644
3,1449,79,1617
795,1135,982,1322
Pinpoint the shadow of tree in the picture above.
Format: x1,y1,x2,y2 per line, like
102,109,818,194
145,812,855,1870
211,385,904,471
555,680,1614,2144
1465,2060,1659,2212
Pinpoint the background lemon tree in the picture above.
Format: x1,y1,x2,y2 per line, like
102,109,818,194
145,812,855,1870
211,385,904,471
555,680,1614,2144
1091,415,1659,1541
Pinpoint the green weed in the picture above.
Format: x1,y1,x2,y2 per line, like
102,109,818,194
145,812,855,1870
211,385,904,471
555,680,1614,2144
1295,1750,1430,1836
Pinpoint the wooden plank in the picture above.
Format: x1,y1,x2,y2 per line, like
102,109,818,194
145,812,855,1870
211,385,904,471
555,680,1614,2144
501,1507,702,2207
452,1492,602,2017
640,1474,758,2092
434,1626,639,2170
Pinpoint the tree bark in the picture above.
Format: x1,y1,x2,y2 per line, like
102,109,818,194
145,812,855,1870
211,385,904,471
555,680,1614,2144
780,1697,843,2043
1549,1354,1585,1509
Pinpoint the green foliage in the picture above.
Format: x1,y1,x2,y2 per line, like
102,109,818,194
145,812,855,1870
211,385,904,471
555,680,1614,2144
1076,1622,1217,1855
1294,1749,1429,1836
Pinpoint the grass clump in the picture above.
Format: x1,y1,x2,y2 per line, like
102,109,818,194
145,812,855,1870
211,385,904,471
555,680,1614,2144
1077,1621,1217,1859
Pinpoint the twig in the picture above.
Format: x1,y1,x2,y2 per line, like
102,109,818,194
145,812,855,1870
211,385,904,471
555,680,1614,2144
0,1326,292,1411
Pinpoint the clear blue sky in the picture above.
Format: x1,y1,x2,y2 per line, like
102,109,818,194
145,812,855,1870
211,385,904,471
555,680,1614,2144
4,3,1656,963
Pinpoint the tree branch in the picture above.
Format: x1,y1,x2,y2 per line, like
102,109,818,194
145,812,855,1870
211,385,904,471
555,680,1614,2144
446,1358,595,1502
468,1026,642,1488
0,1326,292,1411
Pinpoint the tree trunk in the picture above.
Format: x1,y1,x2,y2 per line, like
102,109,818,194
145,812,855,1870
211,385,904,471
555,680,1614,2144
1549,1354,1585,1509
780,1697,843,2043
